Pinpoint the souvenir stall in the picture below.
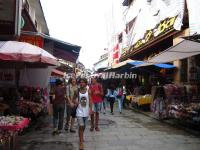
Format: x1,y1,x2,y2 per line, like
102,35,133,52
126,61,175,110
17,67,53,120
0,41,58,118
151,84,200,124
165,84,200,124
0,41,59,149
129,86,153,109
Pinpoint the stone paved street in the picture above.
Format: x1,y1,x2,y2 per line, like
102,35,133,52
18,108,200,150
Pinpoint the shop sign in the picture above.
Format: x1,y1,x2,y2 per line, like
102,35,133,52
19,35,44,48
134,16,177,49
122,16,177,56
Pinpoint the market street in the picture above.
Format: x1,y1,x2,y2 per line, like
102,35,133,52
18,108,200,150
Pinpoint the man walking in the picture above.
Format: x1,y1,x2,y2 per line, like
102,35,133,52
52,79,66,135
89,77,103,131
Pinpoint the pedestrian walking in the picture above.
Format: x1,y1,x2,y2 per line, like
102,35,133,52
89,77,103,131
65,77,78,133
106,83,117,115
99,78,107,114
73,78,92,150
121,79,128,108
52,79,66,135
116,85,123,114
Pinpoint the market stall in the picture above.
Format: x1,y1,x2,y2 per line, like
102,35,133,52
0,116,29,150
128,86,153,109
150,84,200,124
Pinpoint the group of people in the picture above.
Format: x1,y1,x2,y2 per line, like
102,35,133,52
51,77,128,150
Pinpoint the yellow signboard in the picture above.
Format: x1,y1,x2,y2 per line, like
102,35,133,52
122,16,177,55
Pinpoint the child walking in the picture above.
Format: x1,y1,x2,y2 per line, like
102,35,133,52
74,78,92,150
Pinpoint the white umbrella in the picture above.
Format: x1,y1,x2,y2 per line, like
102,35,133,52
0,41,59,66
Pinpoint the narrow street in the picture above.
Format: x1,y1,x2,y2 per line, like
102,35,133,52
18,108,200,150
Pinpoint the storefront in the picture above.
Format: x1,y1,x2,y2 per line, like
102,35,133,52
135,35,200,124
0,40,59,149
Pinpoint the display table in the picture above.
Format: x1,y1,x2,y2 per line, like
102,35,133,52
0,117,29,131
128,95,152,106
0,116,29,150
168,103,200,121
18,100,45,117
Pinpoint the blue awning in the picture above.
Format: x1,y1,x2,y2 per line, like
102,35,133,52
128,60,176,69
154,63,176,69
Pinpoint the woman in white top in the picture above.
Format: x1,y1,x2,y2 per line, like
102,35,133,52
73,78,92,150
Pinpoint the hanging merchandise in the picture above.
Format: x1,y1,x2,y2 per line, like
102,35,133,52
151,86,167,119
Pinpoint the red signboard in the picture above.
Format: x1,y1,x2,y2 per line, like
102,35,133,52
19,35,44,48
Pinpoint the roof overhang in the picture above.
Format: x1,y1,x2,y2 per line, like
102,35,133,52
136,37,200,67
21,31,81,63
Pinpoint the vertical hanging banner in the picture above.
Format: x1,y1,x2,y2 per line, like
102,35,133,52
113,43,119,64
186,0,200,35
0,0,22,39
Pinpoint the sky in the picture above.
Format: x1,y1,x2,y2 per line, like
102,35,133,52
40,0,115,69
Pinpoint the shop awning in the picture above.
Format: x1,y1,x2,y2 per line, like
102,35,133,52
136,39,200,67
128,60,176,69
0,41,59,66
51,69,64,77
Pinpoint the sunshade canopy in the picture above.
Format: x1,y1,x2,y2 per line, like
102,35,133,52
128,60,176,69
0,41,59,66
135,39,200,67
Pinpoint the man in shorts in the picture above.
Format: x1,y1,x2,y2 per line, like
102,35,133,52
89,77,103,131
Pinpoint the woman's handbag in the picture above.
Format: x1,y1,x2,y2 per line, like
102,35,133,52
117,89,123,98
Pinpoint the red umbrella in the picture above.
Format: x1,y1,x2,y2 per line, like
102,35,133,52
0,41,59,66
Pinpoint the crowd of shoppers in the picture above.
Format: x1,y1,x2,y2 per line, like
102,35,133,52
51,77,127,150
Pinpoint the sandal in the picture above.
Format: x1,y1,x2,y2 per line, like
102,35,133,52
95,127,100,131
